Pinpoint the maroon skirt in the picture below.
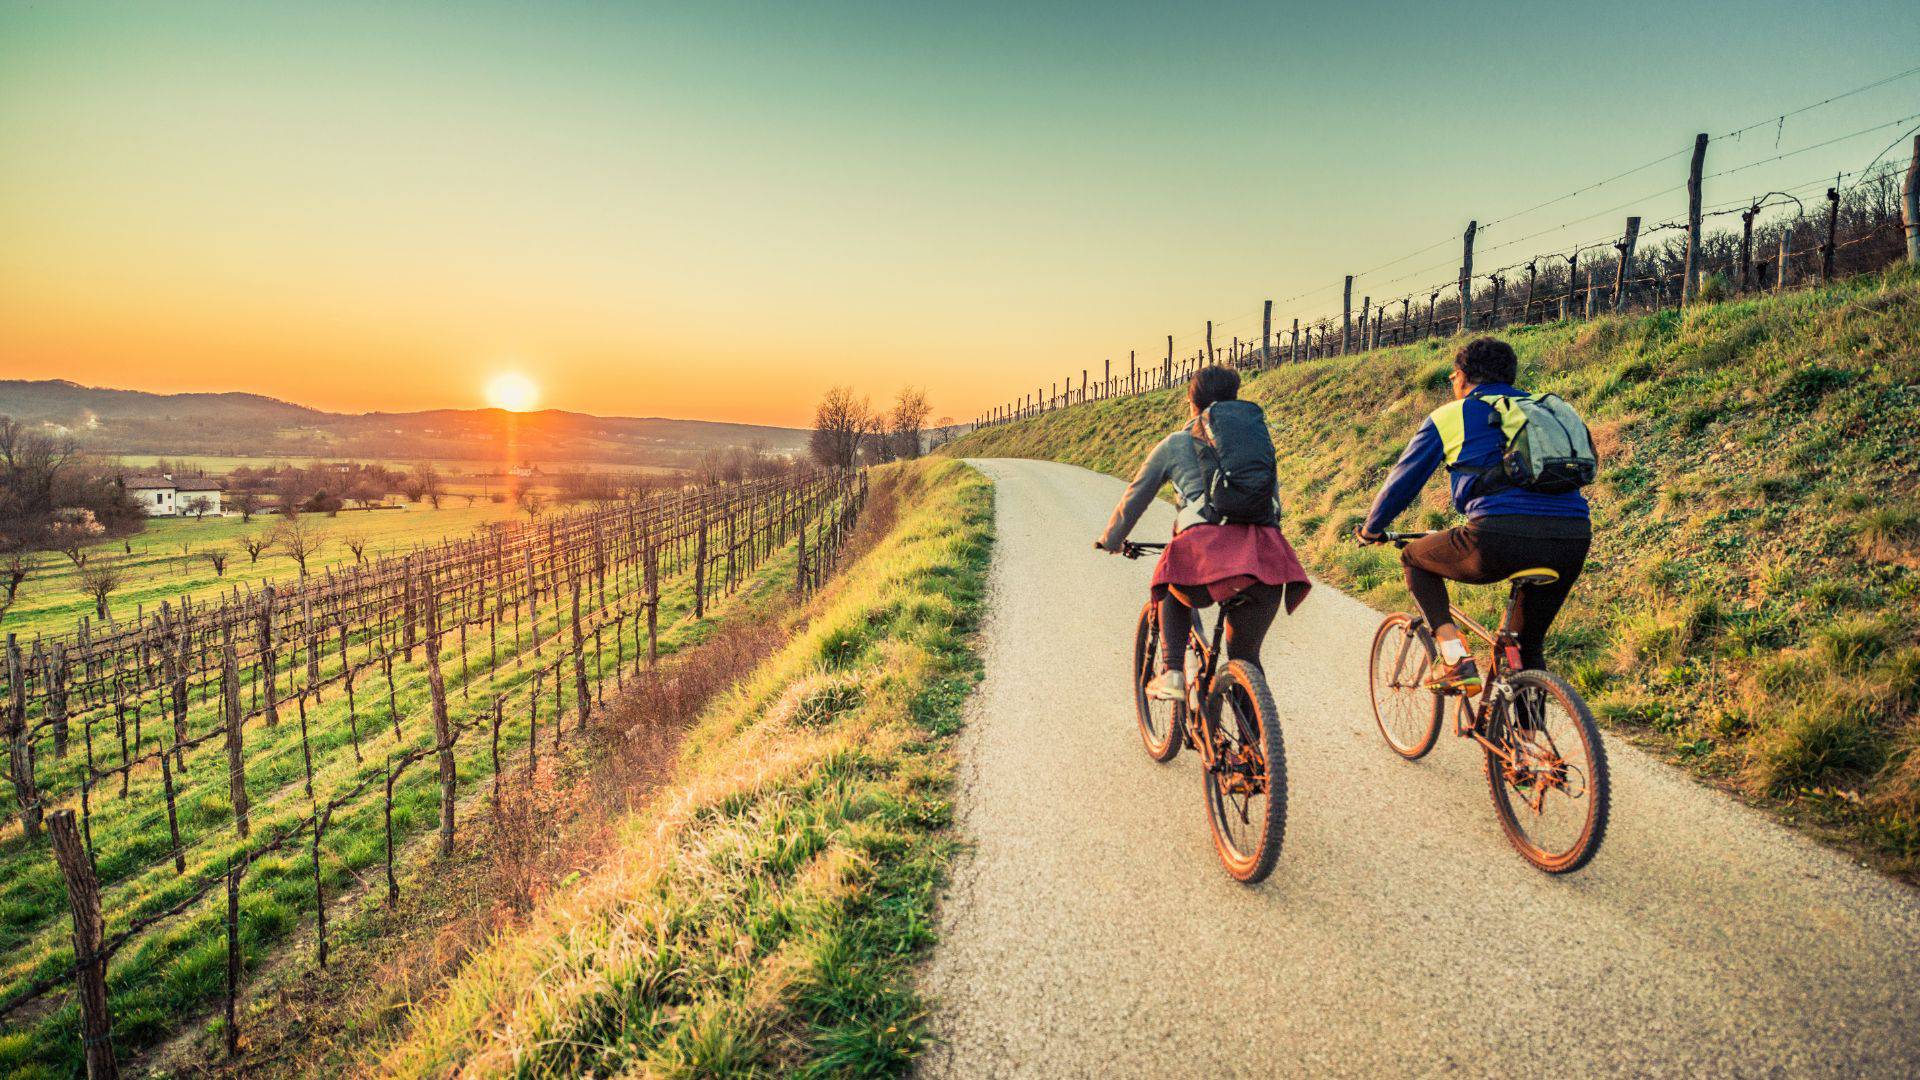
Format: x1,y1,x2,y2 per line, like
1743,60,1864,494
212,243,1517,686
1152,523,1312,613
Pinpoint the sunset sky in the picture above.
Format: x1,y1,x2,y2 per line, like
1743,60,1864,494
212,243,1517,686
2,2,1916,427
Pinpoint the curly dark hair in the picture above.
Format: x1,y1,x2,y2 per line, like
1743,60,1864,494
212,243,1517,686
1453,337,1519,386
1189,365,1240,411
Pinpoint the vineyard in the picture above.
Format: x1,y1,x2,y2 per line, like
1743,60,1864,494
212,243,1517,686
0,468,867,1076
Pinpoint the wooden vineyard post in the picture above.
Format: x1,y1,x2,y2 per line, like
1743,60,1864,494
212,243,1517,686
1905,133,1920,264
1776,233,1790,294
50,810,118,1079
160,747,184,874
694,520,708,619
423,573,455,858
796,525,808,594
1340,276,1353,353
1613,217,1640,313
490,696,503,801
570,577,590,726
310,804,327,968
1822,181,1839,281
646,544,660,669
1457,221,1477,332
259,587,279,728
225,855,242,1058
51,641,71,760
6,634,41,838
222,635,249,838
1288,318,1299,363
382,764,399,905
1681,133,1707,305
340,628,361,763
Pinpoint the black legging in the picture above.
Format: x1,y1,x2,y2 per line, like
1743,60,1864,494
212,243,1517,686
1400,527,1588,670
1158,583,1285,668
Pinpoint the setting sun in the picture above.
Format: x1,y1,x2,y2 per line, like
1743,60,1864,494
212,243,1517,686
485,371,540,412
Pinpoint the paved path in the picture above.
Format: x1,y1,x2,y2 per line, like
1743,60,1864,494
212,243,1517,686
921,458,1920,1078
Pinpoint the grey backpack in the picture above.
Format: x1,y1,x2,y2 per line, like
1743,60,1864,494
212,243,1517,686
1473,392,1598,495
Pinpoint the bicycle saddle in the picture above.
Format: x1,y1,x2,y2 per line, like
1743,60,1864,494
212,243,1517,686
1503,568,1561,587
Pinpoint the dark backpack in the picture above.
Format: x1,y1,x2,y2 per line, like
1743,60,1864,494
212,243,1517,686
1196,400,1279,525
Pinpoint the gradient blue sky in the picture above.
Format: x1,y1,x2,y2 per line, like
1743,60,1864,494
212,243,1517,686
2,1,1916,425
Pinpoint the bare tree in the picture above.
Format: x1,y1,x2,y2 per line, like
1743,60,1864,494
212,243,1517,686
516,487,546,524
413,463,444,509
79,561,126,620
274,517,324,576
182,495,213,520
0,550,30,624
809,386,872,470
237,532,276,565
203,549,229,577
345,533,369,563
890,386,932,461
234,489,261,522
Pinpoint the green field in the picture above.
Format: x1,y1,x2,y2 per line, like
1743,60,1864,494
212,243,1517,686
945,266,1920,877
0,480,850,1077
3,503,523,641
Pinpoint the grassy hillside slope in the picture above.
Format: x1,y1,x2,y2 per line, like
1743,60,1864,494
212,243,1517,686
375,459,991,1076
946,267,1920,876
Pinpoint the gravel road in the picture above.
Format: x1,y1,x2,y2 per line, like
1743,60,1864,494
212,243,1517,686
921,458,1920,1079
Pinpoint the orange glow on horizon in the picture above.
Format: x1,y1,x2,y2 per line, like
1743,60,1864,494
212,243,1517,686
485,372,540,412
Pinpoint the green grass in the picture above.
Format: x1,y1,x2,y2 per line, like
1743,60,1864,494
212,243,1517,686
0,487,844,1078
945,265,1920,877
376,458,992,1077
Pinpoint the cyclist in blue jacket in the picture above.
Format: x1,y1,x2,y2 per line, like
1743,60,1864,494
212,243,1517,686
1357,338,1591,692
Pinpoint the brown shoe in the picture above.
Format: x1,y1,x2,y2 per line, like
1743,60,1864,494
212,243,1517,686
1426,656,1483,695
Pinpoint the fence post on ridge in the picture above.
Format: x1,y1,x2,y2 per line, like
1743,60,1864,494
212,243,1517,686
1336,276,1351,353
51,810,117,1079
1822,180,1840,281
1613,217,1640,312
1682,133,1707,305
1905,134,1920,264
1458,221,1476,332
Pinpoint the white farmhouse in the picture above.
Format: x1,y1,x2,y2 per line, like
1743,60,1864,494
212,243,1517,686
124,475,225,518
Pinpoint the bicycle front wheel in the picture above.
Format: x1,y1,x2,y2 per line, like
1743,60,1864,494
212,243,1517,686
1369,614,1441,759
1202,660,1286,884
1132,601,1181,763
1485,670,1611,873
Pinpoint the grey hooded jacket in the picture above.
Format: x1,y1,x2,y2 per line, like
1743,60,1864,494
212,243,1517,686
1099,421,1215,551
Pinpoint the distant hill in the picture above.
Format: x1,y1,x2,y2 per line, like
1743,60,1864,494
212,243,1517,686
0,379,810,468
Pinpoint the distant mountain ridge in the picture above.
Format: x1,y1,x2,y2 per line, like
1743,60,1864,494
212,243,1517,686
0,379,810,467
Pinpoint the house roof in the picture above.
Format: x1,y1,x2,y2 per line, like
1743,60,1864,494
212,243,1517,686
122,475,224,492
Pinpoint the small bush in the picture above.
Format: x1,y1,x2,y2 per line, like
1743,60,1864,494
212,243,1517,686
1745,695,1884,795
1815,616,1895,672
1855,505,1919,565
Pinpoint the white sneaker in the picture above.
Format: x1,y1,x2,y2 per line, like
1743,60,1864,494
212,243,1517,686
1145,669,1186,702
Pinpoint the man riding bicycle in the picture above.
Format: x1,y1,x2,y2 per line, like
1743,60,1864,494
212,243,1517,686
1357,337,1592,694
1096,365,1311,701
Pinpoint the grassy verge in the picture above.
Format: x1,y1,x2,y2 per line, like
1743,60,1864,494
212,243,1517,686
945,266,1920,877
373,458,992,1076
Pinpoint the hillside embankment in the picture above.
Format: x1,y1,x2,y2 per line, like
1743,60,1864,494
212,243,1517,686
373,459,991,1076
945,267,1920,877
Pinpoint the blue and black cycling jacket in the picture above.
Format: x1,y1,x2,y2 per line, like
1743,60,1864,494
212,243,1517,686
1363,382,1590,536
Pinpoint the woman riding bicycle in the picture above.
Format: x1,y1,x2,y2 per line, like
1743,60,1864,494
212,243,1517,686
1095,365,1310,701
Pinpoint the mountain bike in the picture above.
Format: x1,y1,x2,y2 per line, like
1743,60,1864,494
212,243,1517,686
1123,541,1286,884
1363,531,1610,873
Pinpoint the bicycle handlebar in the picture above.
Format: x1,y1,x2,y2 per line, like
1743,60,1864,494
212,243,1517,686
1358,529,1433,549
1119,541,1166,559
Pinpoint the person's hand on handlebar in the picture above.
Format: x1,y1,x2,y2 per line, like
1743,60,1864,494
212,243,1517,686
1093,537,1118,554
1355,525,1386,545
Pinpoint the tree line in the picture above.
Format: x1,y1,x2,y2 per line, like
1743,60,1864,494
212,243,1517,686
808,386,935,470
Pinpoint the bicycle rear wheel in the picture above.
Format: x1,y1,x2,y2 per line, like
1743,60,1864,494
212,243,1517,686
1132,601,1181,762
1484,670,1610,873
1202,660,1286,884
1368,614,1442,759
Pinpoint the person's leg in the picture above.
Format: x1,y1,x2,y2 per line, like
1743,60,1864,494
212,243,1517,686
1400,529,1500,689
1505,537,1589,670
1221,583,1285,665
1158,590,1193,670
